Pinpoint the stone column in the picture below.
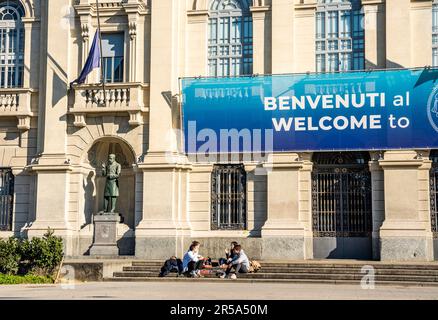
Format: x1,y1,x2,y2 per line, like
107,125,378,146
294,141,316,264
271,0,294,74
293,2,316,73
385,0,411,68
251,5,270,74
134,0,191,260
298,153,314,260
186,10,208,76
363,0,386,69
378,150,434,261
411,0,433,67
369,152,385,260
28,0,74,254
135,161,192,259
22,18,40,88
261,153,306,259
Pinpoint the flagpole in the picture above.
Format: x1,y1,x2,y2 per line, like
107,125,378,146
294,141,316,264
95,0,107,104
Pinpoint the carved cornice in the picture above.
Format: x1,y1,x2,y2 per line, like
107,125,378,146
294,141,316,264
74,0,150,18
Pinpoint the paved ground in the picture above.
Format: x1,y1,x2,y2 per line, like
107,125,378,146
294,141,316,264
0,281,437,300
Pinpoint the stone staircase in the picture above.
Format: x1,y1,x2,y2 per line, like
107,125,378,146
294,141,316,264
104,260,438,286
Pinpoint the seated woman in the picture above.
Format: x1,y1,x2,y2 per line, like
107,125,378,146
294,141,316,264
182,241,205,278
219,241,238,267
221,245,250,279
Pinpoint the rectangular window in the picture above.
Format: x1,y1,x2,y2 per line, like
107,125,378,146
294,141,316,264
315,0,364,73
102,33,125,83
211,164,247,230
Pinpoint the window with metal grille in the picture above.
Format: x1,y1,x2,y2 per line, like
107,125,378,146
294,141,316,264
208,0,253,77
211,164,247,230
433,0,438,66
312,152,372,237
0,168,14,231
315,0,364,72
101,33,124,83
0,1,24,88
430,150,438,236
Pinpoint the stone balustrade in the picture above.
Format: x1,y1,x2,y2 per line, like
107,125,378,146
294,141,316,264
70,82,149,127
0,88,36,131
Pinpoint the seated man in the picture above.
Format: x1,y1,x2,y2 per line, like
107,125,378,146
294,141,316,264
221,245,250,279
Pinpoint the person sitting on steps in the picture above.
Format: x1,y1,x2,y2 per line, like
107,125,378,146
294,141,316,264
219,241,238,267
182,241,205,278
221,244,250,279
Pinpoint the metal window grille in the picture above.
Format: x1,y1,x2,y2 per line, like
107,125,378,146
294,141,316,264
315,0,364,72
211,164,247,230
430,151,438,237
208,0,253,77
0,1,24,88
433,0,438,66
0,168,14,231
312,152,372,237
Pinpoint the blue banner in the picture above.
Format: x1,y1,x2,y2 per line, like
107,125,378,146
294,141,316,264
181,68,438,153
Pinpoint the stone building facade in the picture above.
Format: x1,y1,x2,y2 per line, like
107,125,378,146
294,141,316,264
0,0,436,261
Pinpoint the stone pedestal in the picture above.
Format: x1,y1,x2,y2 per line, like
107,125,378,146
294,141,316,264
90,213,121,256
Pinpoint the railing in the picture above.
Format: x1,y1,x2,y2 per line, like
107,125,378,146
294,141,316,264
0,88,36,131
70,82,149,127
82,87,131,108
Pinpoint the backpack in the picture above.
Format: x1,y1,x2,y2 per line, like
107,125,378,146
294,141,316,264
249,260,261,273
159,257,183,277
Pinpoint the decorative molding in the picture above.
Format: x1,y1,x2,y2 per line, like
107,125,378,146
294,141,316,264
128,21,137,40
81,23,89,42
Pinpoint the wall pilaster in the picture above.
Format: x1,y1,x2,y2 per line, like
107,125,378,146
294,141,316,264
261,153,306,259
251,5,271,74
271,0,294,73
379,150,434,261
363,0,386,69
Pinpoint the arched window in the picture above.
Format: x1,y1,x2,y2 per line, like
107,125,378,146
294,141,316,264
315,0,364,72
433,0,438,66
0,1,24,88
208,0,253,77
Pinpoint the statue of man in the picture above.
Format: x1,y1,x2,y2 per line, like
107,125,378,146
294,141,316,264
101,154,121,213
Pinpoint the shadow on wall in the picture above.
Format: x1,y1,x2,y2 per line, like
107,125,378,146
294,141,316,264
13,170,34,238
247,166,267,237
313,237,373,260
365,59,406,70
82,171,96,229
117,229,135,256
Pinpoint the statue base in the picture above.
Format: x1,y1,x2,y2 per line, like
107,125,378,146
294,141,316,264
89,212,121,256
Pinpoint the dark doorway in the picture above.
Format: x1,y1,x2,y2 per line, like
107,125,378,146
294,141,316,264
312,152,372,259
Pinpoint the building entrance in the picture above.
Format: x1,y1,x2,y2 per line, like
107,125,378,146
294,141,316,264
312,152,373,259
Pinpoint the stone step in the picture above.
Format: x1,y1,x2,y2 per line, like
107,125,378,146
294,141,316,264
103,276,438,287
122,266,438,276
112,271,438,282
131,261,438,270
